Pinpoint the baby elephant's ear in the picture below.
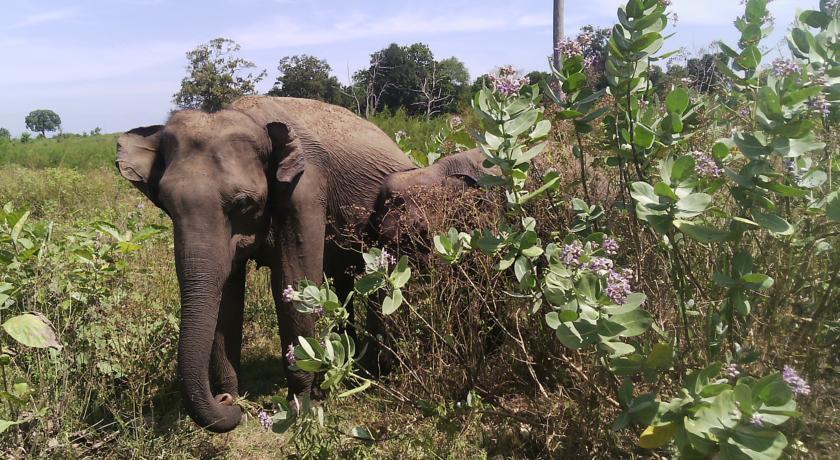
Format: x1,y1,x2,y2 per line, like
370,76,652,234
116,125,164,203
267,122,305,185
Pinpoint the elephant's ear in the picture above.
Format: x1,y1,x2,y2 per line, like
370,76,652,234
267,122,305,184
116,125,164,203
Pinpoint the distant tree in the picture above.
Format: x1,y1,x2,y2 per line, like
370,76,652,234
173,38,267,112
0,128,10,140
91,127,102,136
471,74,491,96
349,43,469,117
686,53,726,93
268,55,345,105
20,132,31,143
24,109,62,137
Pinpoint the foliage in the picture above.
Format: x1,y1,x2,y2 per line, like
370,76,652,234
0,128,10,140
267,54,347,106
24,110,61,137
348,43,470,118
0,134,119,169
172,38,267,112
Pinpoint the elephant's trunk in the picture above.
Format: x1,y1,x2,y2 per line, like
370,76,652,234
174,235,241,433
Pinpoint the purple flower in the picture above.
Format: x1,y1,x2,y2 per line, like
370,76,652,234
738,106,751,119
784,159,803,181
606,269,633,304
808,96,832,118
561,241,584,267
690,151,722,178
312,306,325,316
585,256,614,275
603,237,619,255
782,366,811,396
285,344,297,365
282,285,295,303
489,65,529,97
556,38,583,58
771,59,801,77
725,363,741,378
258,410,272,430
751,414,764,427
376,249,396,270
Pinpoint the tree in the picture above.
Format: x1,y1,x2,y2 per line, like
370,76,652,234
349,43,469,117
24,110,61,137
686,53,726,93
0,128,10,140
267,55,346,105
173,38,266,112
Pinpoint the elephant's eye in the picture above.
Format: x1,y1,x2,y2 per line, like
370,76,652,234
229,194,260,217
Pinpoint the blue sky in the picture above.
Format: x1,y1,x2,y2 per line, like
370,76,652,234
0,0,817,135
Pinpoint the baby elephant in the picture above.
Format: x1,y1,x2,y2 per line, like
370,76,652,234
362,148,496,376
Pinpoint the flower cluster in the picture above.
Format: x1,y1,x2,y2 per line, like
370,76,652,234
782,366,811,396
750,414,764,427
374,249,396,270
285,344,297,365
602,237,619,255
561,240,584,267
808,96,832,118
725,363,741,378
690,151,723,178
606,268,634,305
258,410,272,430
585,256,614,275
489,65,529,97
282,285,296,303
784,159,803,181
771,59,801,77
556,38,583,58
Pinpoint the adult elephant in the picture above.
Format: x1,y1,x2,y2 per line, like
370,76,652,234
115,96,414,432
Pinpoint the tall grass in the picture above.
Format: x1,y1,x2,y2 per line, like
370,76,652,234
0,134,119,170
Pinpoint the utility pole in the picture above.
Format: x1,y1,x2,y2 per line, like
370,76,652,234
553,0,565,69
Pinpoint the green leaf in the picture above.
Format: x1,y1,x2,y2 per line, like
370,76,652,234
611,309,653,337
757,87,782,120
666,87,690,114
338,379,372,398
544,311,561,329
382,289,403,315
671,155,696,182
556,320,596,349
826,191,840,222
654,182,679,201
350,425,375,441
390,256,411,289
605,292,647,315
530,120,551,140
503,109,539,137
676,193,712,214
0,419,22,434
1,313,60,349
712,142,730,160
799,10,831,28
741,273,774,291
752,212,794,235
673,220,730,243
644,343,673,371
724,426,787,460
737,45,761,69
633,123,655,149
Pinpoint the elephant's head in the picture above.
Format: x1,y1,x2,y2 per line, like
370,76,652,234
116,109,304,432
371,148,495,249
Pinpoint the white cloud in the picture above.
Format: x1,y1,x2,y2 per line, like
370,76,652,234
9,8,78,29
230,8,553,51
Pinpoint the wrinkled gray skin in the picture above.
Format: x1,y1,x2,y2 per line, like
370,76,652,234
363,148,494,375
116,96,414,433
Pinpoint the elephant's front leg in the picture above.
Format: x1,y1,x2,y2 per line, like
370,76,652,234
271,183,326,399
209,263,246,400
